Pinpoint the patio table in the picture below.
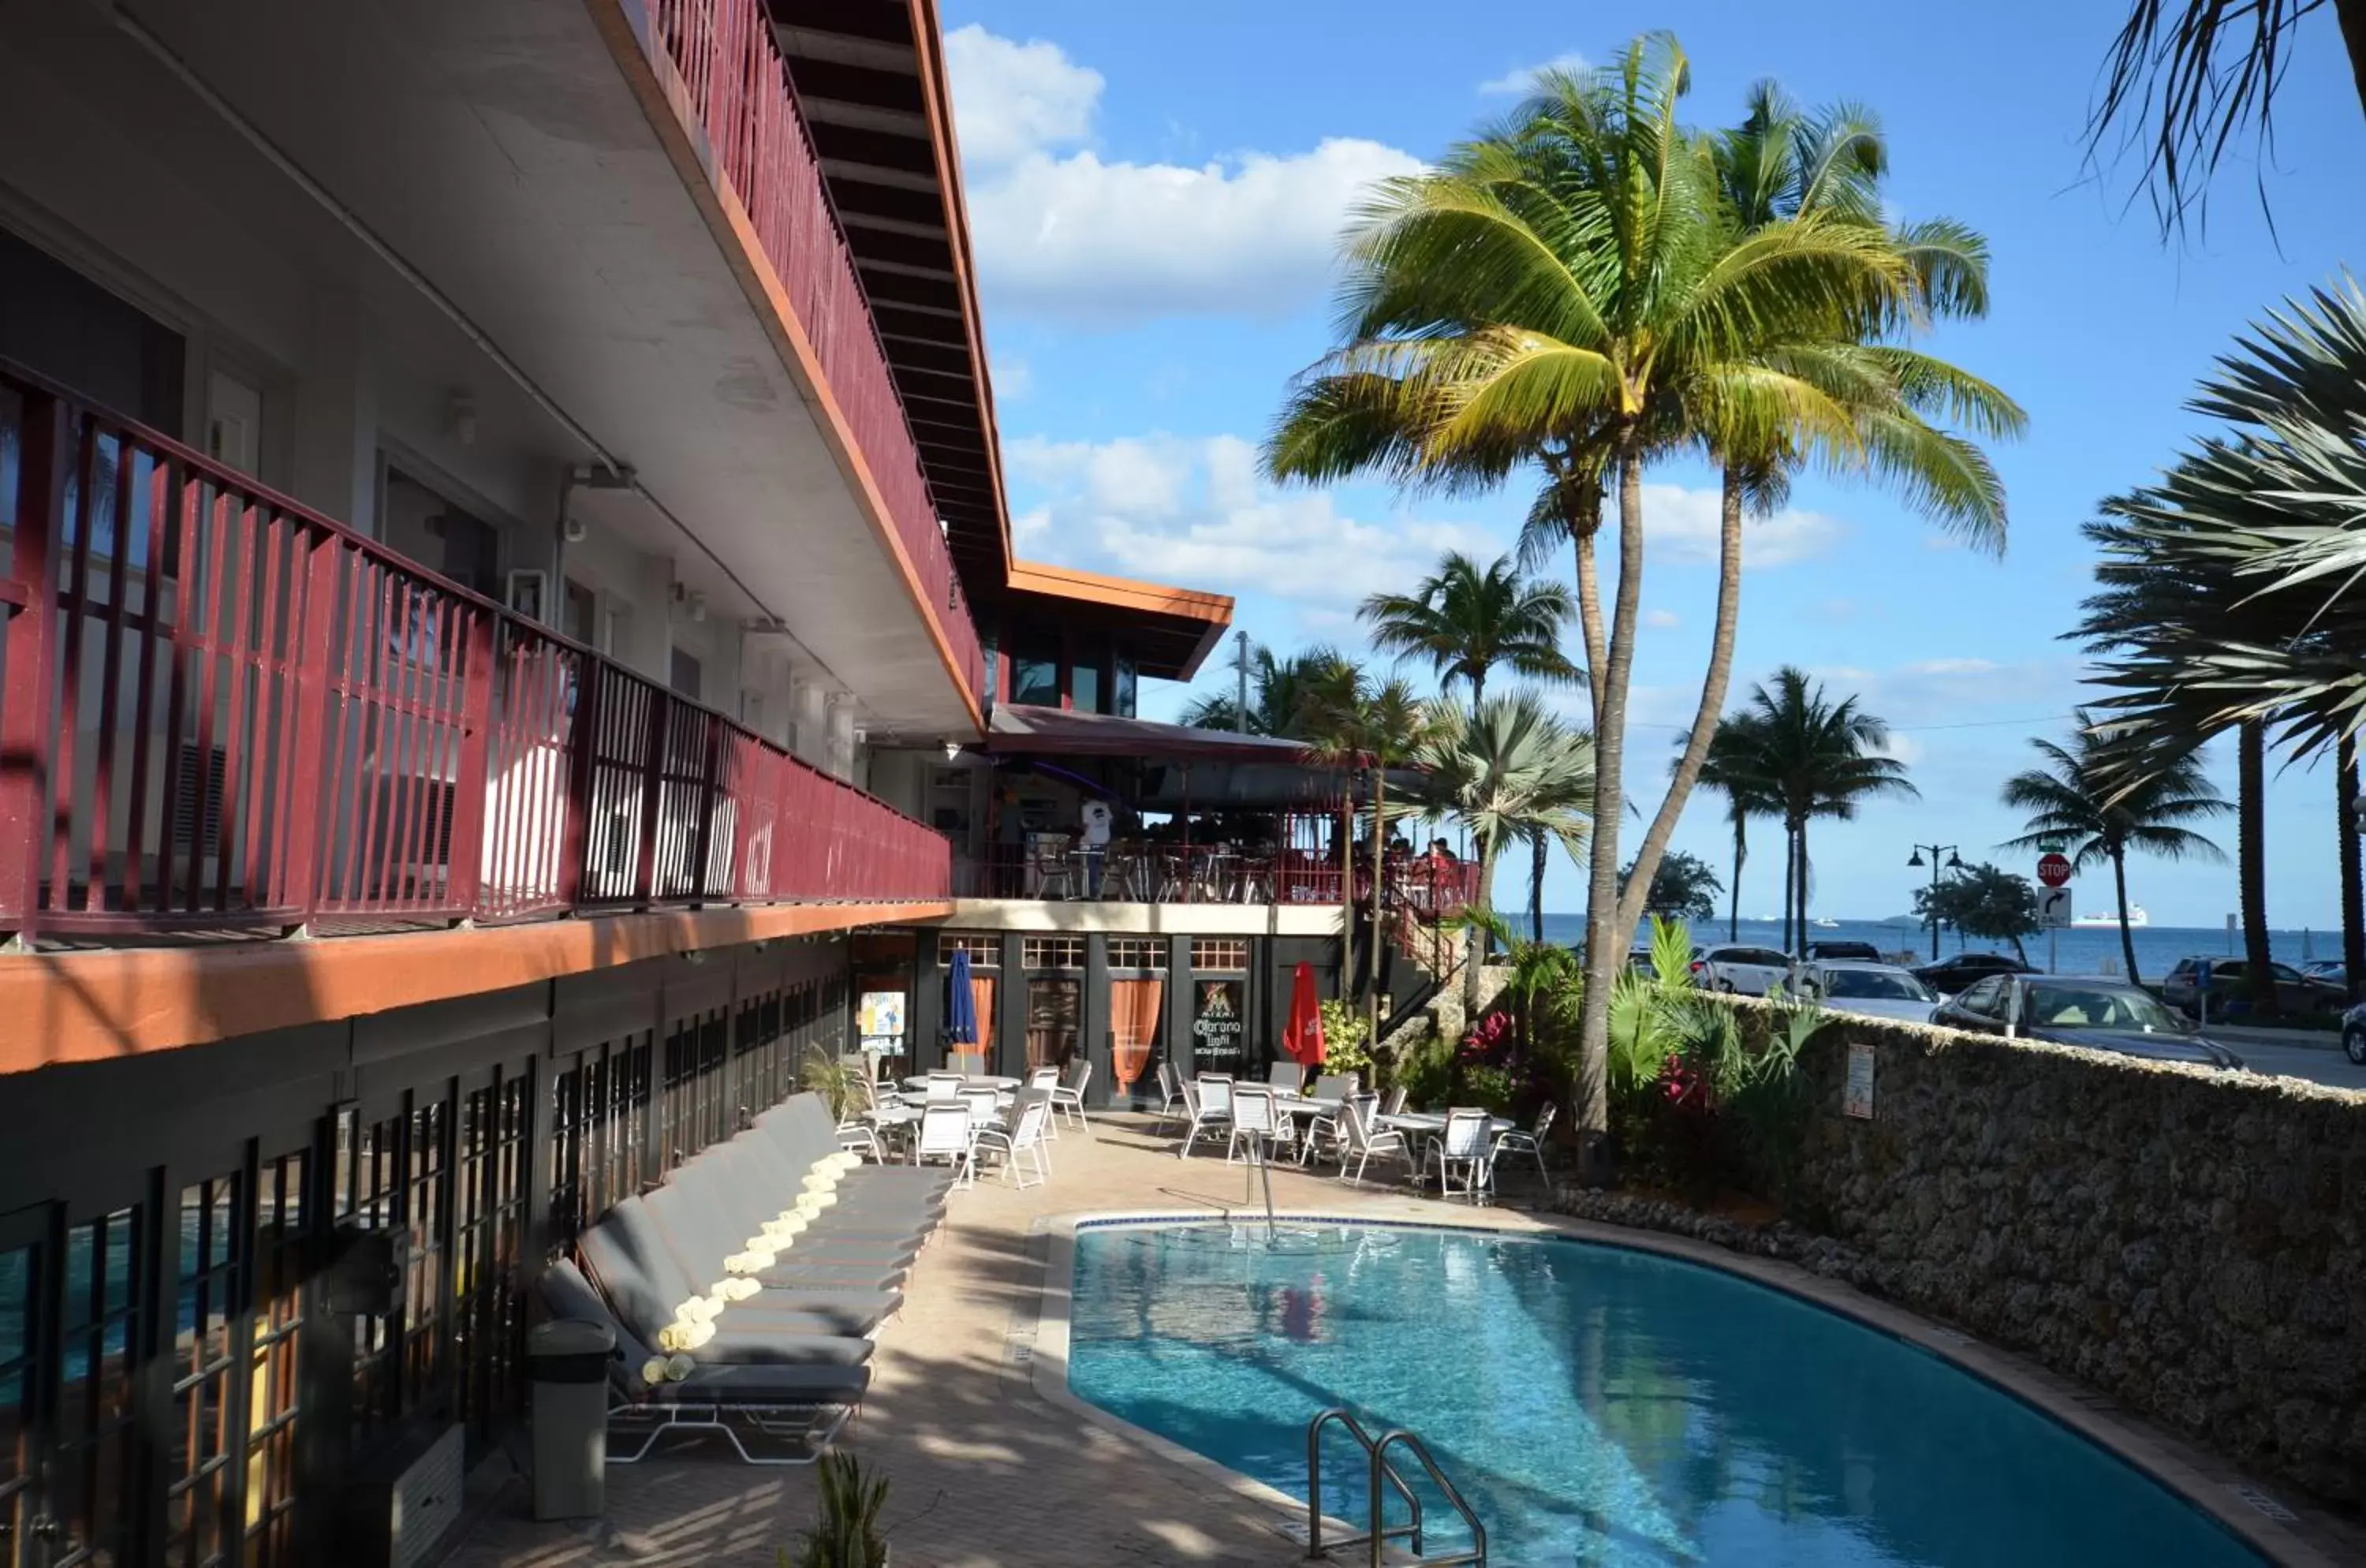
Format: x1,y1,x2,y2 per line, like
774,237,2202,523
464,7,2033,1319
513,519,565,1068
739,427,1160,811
1379,1111,1517,1138
901,1074,1021,1092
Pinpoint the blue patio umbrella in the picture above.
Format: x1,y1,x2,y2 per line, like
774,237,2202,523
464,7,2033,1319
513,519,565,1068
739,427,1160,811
946,946,978,1046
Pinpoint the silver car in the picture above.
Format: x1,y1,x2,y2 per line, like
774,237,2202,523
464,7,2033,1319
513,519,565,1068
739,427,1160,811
1798,961,1940,1024
1691,943,1796,996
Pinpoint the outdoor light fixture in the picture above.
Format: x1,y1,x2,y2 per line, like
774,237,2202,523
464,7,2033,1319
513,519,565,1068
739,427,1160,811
1908,842,1965,960
943,740,963,762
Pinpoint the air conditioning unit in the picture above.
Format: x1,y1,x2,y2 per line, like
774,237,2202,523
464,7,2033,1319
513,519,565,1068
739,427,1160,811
341,1422,464,1568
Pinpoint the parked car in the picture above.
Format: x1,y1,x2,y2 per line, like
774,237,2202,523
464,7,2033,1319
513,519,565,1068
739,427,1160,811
1805,939,1885,963
1931,974,2245,1070
2344,1001,2366,1066
1690,943,1796,996
1797,961,1940,1024
1911,951,2036,996
2161,957,2347,1019
2302,960,2349,991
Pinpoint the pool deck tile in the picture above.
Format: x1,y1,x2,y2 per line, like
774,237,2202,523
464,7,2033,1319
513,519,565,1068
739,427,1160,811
438,1115,2364,1568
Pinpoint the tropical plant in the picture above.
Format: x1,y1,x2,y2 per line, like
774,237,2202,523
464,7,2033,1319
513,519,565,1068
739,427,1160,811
1692,712,1778,942
1315,997,1375,1081
2088,0,2366,237
800,1047,864,1122
1998,714,2228,984
1265,36,2019,1165
1303,668,1430,1040
1911,861,2043,964
1359,550,1582,707
1736,668,1917,954
1179,642,1361,737
790,1451,892,1568
1623,849,1722,924
1414,694,1596,1008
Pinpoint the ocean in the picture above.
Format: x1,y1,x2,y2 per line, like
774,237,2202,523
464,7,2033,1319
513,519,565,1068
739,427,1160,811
1531,913,2338,978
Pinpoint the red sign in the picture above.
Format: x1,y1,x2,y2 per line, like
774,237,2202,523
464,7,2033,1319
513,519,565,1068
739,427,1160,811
2036,853,2073,888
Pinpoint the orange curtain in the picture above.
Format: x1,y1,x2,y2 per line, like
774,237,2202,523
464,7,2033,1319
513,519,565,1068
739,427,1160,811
969,973,998,1058
1109,977,1163,1093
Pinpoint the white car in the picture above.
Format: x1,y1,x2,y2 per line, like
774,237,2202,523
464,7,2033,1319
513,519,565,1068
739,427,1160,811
1800,961,1941,1024
1691,943,1797,996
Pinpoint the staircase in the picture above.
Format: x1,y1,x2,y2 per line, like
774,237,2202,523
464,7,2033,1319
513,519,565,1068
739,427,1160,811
1302,1408,1486,1566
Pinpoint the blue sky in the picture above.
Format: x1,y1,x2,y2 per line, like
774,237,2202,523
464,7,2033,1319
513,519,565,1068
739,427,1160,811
940,0,2366,928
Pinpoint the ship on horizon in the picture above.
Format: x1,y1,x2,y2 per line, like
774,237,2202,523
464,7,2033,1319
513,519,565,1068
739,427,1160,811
2070,903,2149,929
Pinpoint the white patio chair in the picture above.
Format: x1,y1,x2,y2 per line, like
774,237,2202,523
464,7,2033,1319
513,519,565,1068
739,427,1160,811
1228,1085,1285,1165
924,1072,964,1101
959,1085,1004,1137
950,1047,987,1078
1177,1074,1232,1159
974,1092,1053,1189
1338,1098,1414,1188
1153,1060,1189,1131
1050,1058,1093,1133
1381,1086,1409,1117
1267,1061,1305,1095
914,1101,976,1189
1027,1064,1063,1139
1308,1072,1357,1103
1492,1102,1556,1185
1422,1109,1495,1204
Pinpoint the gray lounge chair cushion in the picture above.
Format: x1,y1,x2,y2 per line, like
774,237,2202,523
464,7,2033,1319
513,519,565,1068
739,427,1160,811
637,1361,871,1404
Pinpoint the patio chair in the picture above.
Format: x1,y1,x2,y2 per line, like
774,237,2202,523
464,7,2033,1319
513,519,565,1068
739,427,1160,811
1050,1058,1093,1132
1025,1065,1062,1138
912,1101,977,1189
1422,1109,1495,1204
973,1092,1054,1189
958,1086,1004,1141
1227,1085,1286,1164
1338,1098,1414,1188
1153,1060,1189,1131
1493,1102,1556,1185
1381,1086,1409,1117
924,1072,965,1101
1029,837,1074,899
1308,1073,1357,1103
1177,1074,1232,1159
950,1048,987,1078
1266,1061,1305,1095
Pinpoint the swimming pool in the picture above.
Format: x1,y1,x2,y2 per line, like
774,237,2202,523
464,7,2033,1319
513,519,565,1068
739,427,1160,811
1065,1221,2267,1566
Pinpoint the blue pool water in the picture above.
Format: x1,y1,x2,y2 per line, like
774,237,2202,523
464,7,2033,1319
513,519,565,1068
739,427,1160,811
1067,1223,2266,1567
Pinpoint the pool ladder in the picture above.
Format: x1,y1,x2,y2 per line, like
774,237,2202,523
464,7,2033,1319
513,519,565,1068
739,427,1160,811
1304,1408,1487,1566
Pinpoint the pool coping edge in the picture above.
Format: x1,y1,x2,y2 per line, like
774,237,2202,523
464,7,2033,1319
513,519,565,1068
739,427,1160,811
1028,1205,2349,1568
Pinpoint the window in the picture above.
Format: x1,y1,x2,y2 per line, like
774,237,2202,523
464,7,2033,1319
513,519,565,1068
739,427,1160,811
942,932,1002,966
1011,654,1058,707
1191,938,1249,972
563,577,598,645
383,467,501,598
0,223,185,429
1114,656,1138,719
1022,935,1085,970
1108,937,1169,971
1956,976,2006,1017
1071,661,1101,714
670,646,703,701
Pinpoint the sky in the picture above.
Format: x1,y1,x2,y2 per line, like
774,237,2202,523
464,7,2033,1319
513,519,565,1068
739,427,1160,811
937,0,2366,929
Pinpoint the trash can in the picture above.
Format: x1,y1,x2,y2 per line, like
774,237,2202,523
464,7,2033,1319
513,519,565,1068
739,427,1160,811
528,1319,614,1521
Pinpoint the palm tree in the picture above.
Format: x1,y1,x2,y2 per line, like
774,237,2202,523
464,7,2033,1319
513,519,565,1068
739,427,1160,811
1692,711,1779,943
1415,693,1595,1008
1267,37,2018,1164
1179,643,1359,737
1740,667,1918,954
2000,714,2229,984
1359,551,1581,708
1303,670,1430,1041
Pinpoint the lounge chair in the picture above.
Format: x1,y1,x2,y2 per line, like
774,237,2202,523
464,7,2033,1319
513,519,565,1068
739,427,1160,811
539,1258,866,1465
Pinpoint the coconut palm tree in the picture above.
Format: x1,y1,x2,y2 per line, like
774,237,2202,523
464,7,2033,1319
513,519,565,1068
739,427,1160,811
2000,714,2229,984
1359,551,1581,708
1267,37,2019,1165
1302,670,1430,1040
1740,667,1918,954
1415,693,1596,1008
1692,711,1779,943
1179,643,1359,738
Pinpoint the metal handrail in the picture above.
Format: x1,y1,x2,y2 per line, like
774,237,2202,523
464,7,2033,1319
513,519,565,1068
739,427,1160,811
1304,1409,1422,1561
1369,1429,1485,1567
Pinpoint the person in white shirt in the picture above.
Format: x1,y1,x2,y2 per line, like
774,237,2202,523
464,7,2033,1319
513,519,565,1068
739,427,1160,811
1080,799,1114,898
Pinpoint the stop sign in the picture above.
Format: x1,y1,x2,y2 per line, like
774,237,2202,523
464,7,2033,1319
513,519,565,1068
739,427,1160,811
2037,853,2073,888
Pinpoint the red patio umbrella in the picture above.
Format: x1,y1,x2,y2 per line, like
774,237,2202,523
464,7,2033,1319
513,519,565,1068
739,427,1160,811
1282,961,1326,1067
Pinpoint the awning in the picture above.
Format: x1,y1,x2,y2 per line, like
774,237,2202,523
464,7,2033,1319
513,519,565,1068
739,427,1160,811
987,704,1315,763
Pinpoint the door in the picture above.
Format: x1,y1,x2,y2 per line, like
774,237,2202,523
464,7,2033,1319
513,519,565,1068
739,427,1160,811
0,1204,47,1568
1025,979,1080,1073
204,368,263,477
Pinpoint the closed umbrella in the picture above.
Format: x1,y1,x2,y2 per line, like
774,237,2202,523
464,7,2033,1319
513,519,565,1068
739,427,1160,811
946,947,978,1046
1282,961,1325,1067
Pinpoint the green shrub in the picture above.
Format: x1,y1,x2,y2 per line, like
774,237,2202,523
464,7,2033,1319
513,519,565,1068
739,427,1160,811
1317,997,1374,1080
789,1451,890,1567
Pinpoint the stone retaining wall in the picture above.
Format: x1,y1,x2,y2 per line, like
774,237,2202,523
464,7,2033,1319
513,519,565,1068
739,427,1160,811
1775,1016,2366,1505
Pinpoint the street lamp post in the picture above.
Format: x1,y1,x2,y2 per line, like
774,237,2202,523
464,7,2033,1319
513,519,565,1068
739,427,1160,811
1907,844,1963,961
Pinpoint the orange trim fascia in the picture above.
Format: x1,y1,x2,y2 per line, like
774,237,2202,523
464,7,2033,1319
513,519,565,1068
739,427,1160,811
0,901,953,1076
1006,559,1237,623
584,0,984,735
905,0,1014,577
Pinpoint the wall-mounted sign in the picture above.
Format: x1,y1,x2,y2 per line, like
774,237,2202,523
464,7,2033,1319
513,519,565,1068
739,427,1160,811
859,991,906,1044
1844,1041,1875,1120
1191,978,1245,1073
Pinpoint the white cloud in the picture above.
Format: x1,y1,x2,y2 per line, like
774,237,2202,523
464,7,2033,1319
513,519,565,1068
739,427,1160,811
942,27,1101,167
1478,51,1588,95
1639,483,1847,568
1005,432,1498,613
1645,607,1681,630
946,27,1422,325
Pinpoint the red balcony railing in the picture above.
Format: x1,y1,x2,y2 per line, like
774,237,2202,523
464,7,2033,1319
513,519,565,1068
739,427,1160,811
0,365,950,943
636,0,987,705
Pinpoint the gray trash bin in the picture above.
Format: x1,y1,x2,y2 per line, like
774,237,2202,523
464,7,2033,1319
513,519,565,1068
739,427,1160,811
528,1319,615,1520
